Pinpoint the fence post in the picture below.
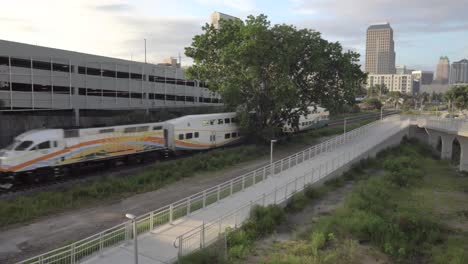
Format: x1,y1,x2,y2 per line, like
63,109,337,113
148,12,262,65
253,171,256,185
203,191,207,207
150,211,154,230
241,176,245,191
285,184,288,199
294,177,298,192
217,185,221,202
169,204,174,224
99,233,104,253
263,167,266,181
274,187,277,204
200,221,205,249
178,235,183,259
71,243,76,264
187,198,191,215
230,180,233,196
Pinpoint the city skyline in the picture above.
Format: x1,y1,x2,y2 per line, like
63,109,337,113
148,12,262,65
1,0,467,72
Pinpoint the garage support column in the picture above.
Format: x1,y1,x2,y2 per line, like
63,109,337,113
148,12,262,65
440,134,455,160
74,108,80,127
458,137,468,172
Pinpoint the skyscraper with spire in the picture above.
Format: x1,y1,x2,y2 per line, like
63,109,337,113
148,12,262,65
365,22,396,74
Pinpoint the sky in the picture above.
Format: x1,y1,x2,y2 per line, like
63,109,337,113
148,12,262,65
1,0,467,72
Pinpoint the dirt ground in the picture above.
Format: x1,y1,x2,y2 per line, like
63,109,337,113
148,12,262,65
0,136,333,263
244,183,391,264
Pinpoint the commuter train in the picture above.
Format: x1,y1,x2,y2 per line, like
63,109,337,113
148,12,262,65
0,106,328,186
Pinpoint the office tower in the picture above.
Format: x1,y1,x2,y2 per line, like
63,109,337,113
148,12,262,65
210,11,239,29
435,56,450,84
365,23,396,74
450,59,468,84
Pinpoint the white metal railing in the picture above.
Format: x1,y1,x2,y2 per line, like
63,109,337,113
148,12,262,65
173,117,409,260
18,116,398,264
414,117,468,133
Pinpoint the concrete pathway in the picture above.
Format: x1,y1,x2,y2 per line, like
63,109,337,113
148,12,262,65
80,119,407,264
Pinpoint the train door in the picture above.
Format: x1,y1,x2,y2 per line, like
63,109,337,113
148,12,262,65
210,131,216,147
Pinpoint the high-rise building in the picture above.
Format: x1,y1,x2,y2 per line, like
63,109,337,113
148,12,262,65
396,65,406,74
365,23,396,74
412,70,434,85
210,11,239,29
435,56,450,84
366,74,413,94
450,59,468,84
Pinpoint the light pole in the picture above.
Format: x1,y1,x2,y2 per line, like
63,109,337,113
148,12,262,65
126,213,138,264
270,139,277,166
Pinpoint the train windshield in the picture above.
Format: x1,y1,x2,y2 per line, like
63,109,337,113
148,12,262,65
14,141,34,151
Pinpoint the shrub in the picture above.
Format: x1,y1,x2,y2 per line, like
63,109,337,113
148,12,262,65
286,192,309,213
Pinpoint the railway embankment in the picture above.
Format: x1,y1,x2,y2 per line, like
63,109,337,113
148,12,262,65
0,119,373,263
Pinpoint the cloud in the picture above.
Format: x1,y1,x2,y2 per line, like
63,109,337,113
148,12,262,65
195,0,255,12
95,4,133,12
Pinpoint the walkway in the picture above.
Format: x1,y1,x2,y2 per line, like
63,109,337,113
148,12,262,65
79,117,408,264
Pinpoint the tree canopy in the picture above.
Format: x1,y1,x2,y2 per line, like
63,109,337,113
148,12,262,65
185,15,366,140
445,85,468,110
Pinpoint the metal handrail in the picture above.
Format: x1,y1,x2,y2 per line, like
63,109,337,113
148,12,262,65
173,116,408,259
18,117,384,264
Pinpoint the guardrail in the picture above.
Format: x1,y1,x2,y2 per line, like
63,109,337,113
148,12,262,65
414,117,468,133
173,116,409,259
19,116,393,264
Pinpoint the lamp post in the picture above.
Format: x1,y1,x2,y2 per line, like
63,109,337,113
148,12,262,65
126,213,138,264
270,139,277,166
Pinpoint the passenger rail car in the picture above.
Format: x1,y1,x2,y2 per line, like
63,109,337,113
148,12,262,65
0,108,328,186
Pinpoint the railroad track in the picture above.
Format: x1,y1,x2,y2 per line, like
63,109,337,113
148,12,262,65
0,110,400,200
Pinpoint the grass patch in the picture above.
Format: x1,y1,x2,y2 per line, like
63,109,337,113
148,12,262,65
179,205,286,264
0,118,376,228
261,139,468,264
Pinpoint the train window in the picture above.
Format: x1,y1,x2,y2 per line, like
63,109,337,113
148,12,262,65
232,132,237,138
186,133,193,139
15,141,33,151
231,117,238,123
153,126,162,130
124,127,137,133
218,119,224,125
225,118,230,124
210,120,215,125
194,132,199,138
64,130,79,138
179,134,184,140
99,128,115,134
37,141,51,150
225,133,231,139
53,141,58,148
136,126,149,132
202,120,209,126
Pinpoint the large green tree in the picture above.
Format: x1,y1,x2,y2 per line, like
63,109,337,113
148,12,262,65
185,15,366,140
445,85,468,110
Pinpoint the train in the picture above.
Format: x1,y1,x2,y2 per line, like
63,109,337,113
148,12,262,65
0,106,329,187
